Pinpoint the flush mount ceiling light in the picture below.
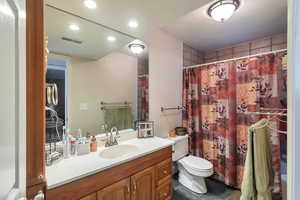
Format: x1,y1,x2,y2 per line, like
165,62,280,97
84,0,97,9
207,0,240,22
69,24,80,31
128,20,139,28
107,36,116,42
129,43,145,54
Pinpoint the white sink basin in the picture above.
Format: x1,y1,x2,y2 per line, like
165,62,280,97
99,144,139,159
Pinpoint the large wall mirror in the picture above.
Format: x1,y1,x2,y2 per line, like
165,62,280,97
45,4,149,143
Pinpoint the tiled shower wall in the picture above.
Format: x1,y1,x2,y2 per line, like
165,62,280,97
183,44,204,67
138,57,149,75
183,33,287,67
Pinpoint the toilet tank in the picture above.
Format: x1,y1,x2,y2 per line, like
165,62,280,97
168,135,189,161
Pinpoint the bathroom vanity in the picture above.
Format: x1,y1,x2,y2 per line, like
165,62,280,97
46,137,173,200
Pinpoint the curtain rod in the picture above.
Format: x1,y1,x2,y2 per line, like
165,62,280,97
183,49,287,69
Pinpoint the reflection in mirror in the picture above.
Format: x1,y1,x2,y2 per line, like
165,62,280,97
45,5,149,144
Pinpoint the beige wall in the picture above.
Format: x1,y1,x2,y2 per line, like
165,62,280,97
144,30,183,138
68,52,138,135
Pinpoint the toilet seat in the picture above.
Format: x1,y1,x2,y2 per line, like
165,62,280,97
178,155,214,177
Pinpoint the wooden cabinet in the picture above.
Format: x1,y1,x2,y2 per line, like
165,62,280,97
97,178,130,200
81,193,97,200
131,167,155,200
47,147,172,200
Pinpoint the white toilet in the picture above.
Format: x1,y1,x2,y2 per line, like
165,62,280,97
168,135,214,194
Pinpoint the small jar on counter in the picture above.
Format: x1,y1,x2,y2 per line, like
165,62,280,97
90,136,97,152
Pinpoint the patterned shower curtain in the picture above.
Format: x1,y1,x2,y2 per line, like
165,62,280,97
138,75,149,121
183,53,286,198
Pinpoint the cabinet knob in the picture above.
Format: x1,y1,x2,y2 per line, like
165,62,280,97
163,192,168,197
38,175,44,180
163,170,168,175
33,191,44,200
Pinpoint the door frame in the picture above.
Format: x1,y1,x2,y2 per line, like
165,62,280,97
287,0,300,199
2,0,27,198
26,0,46,194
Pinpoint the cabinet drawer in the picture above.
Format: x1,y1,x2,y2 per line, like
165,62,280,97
155,159,172,185
156,178,172,200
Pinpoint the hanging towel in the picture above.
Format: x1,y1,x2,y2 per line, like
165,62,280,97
104,107,133,130
226,190,241,200
240,118,274,200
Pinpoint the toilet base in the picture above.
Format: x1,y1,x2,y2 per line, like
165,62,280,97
178,166,208,194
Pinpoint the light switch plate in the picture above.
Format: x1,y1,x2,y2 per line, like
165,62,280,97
80,103,88,110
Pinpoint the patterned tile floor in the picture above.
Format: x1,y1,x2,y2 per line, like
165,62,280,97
173,177,235,200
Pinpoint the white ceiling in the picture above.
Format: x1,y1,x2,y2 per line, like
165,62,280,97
46,0,287,52
163,0,287,51
45,5,135,59
45,0,212,40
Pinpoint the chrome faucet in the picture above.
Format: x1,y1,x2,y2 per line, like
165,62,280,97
103,126,120,147
46,151,62,166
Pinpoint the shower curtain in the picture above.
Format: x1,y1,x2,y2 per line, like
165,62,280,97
182,53,286,198
138,75,149,121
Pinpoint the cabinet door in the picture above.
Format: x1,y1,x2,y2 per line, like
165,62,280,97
81,193,97,200
97,178,130,200
131,167,155,200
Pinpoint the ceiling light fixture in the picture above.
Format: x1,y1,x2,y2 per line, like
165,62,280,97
84,0,97,9
69,24,80,31
128,43,145,54
128,20,139,28
107,36,116,42
207,0,240,22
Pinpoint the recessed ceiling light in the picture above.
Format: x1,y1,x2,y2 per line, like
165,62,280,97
207,0,240,22
107,36,116,42
128,20,139,28
84,0,97,9
128,43,145,54
69,24,80,31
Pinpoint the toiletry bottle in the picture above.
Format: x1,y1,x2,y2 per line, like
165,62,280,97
78,128,82,138
62,126,70,158
70,138,77,156
86,132,91,140
90,136,97,152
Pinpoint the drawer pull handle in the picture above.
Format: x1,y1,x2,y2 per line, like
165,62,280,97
127,185,130,193
126,185,130,200
133,181,137,191
163,170,168,175
163,192,168,197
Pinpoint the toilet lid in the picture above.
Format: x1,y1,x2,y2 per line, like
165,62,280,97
180,155,213,171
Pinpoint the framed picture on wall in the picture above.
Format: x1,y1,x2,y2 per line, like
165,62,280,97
137,121,154,138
